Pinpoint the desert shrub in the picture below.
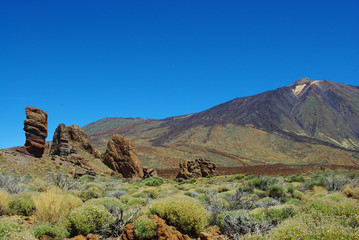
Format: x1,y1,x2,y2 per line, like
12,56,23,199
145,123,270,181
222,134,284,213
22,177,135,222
85,197,125,213
215,185,231,193
288,175,305,183
353,187,359,200
32,225,69,239
343,185,353,197
255,197,280,208
79,184,105,201
32,189,83,225
286,199,301,206
246,176,269,191
148,195,210,235
287,185,294,194
127,197,146,207
304,193,359,219
203,191,230,224
78,175,96,182
313,186,328,194
218,210,274,236
134,215,158,239
306,175,327,189
268,185,284,199
47,171,79,190
234,174,245,180
141,187,162,199
266,205,297,223
0,172,31,194
0,216,36,239
326,175,351,192
292,190,304,200
141,176,163,187
107,189,128,199
0,189,9,215
8,193,36,216
67,204,111,236
269,212,359,239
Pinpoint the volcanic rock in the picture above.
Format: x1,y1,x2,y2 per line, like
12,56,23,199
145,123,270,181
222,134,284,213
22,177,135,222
176,158,217,180
142,166,158,179
50,124,100,158
17,106,48,158
103,134,143,178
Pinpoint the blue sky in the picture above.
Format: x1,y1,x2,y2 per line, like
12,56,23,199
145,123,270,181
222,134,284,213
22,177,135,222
0,0,358,148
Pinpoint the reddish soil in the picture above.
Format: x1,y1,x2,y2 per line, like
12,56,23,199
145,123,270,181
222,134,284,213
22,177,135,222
155,164,359,179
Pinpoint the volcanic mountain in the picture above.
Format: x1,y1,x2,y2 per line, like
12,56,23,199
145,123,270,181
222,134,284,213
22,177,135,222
84,78,359,168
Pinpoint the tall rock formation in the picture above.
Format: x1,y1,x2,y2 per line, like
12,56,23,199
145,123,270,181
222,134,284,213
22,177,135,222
17,106,48,158
50,124,100,158
103,134,143,178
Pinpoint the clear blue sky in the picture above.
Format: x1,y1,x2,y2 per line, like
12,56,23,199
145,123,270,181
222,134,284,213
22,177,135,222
1,0,358,148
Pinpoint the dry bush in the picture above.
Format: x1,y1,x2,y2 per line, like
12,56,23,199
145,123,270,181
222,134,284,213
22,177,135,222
0,189,9,215
313,186,328,194
32,188,83,225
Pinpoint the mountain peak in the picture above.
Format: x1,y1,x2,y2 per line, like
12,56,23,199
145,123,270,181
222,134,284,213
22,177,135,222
290,78,313,87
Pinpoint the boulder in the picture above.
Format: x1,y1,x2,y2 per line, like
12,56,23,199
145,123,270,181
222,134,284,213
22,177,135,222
176,158,217,181
103,135,143,178
17,106,48,158
50,124,100,158
142,166,158,179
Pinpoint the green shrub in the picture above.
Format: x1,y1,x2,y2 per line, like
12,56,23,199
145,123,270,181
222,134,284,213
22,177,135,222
287,185,294,194
134,215,158,239
8,193,36,216
32,225,69,239
78,175,95,182
246,177,268,190
79,187,104,201
141,177,164,187
268,185,284,199
288,175,305,182
266,205,296,223
149,195,210,235
0,189,9,215
270,213,359,239
67,204,111,236
85,197,125,213
0,216,36,239
292,190,303,200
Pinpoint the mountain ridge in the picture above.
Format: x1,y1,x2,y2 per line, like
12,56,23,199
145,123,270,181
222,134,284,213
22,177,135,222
83,79,359,168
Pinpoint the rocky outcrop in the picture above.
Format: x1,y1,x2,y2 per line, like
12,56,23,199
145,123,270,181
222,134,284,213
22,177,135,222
142,166,158,179
17,106,48,158
103,135,143,178
176,158,217,181
50,124,100,158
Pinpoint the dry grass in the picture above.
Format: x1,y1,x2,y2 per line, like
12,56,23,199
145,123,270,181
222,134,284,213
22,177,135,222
32,187,83,225
0,189,9,215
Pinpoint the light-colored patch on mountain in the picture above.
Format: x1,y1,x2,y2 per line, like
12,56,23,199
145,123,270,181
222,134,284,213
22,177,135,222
292,84,307,96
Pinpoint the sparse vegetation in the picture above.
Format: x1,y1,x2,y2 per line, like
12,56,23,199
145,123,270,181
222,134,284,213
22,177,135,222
0,167,358,239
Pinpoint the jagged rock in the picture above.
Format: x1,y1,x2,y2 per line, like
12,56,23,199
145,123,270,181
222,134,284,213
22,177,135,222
17,106,48,158
64,234,100,240
176,158,217,181
50,124,100,158
103,134,143,178
142,166,158,179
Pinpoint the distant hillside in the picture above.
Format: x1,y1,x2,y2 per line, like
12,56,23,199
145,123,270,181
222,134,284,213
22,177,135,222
83,79,359,169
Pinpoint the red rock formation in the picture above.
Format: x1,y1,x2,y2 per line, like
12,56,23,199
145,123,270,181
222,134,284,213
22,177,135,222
103,135,143,178
176,158,217,181
17,106,48,158
142,166,158,179
50,124,100,158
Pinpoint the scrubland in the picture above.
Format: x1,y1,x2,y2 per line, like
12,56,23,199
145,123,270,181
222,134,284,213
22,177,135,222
0,168,359,239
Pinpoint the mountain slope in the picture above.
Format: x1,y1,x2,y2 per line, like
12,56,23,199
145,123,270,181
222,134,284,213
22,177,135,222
83,79,359,168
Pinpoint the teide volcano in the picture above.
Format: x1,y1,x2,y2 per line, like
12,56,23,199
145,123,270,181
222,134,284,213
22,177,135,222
84,79,359,168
